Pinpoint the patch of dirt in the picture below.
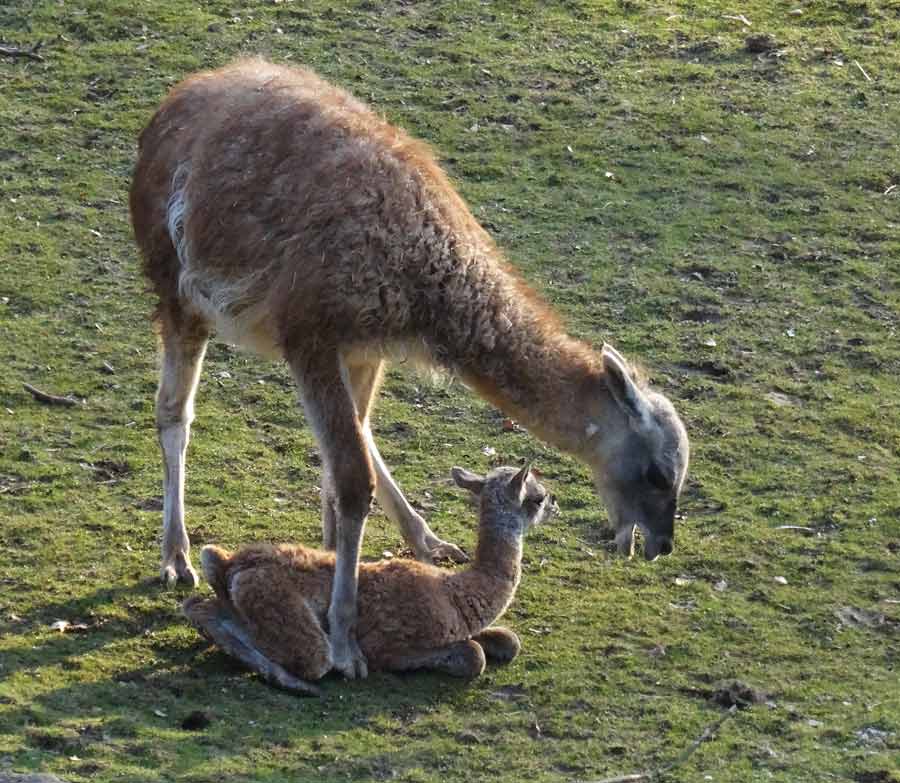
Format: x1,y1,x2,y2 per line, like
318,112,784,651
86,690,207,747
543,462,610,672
181,710,211,731
855,772,900,783
134,497,163,511
746,34,777,53
676,360,733,380
376,421,415,438
82,459,132,482
711,681,767,709
682,307,725,323
455,729,482,745
26,728,82,755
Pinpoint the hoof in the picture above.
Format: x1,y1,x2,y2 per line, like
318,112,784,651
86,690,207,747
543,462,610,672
331,637,368,680
417,538,469,565
161,552,199,588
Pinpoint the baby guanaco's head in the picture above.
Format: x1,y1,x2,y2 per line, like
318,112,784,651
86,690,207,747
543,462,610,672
451,463,555,539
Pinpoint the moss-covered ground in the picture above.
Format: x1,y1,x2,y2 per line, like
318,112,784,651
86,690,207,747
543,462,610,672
1,1,898,781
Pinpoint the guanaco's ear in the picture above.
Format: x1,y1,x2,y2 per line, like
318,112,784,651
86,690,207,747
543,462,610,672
601,344,652,430
507,461,532,504
452,467,486,496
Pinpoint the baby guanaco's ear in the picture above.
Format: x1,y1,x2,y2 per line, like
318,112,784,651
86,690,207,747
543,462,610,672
507,461,532,504
451,466,486,496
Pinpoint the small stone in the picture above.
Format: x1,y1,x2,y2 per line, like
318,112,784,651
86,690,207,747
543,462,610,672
773,576,788,585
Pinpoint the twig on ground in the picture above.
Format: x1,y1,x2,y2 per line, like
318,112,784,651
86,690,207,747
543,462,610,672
23,383,78,407
586,705,738,783
774,525,816,534
852,60,871,82
723,13,752,26
0,40,44,61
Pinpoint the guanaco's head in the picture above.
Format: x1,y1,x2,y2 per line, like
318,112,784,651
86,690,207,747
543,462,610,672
584,344,690,561
451,463,555,538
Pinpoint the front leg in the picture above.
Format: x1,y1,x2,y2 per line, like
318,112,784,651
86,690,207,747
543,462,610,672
290,350,373,679
320,467,338,550
381,640,486,678
346,361,467,565
365,430,468,564
472,627,521,664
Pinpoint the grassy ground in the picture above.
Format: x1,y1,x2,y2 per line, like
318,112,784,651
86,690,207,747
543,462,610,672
1,1,899,781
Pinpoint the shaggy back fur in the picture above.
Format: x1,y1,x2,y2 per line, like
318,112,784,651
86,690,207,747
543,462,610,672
132,59,600,425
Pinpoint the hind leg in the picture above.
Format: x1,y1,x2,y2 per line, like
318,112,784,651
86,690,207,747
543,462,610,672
229,566,334,682
473,627,521,664
183,597,320,696
156,310,209,587
347,360,467,564
380,640,486,678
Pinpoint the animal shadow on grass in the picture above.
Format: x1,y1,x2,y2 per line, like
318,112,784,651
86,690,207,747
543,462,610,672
2,579,175,678
2,579,483,766
4,646,479,776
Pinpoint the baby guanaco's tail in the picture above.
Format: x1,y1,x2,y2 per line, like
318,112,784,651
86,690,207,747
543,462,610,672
200,545,233,601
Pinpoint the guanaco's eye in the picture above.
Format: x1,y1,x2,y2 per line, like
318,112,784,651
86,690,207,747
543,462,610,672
524,493,546,509
645,462,670,491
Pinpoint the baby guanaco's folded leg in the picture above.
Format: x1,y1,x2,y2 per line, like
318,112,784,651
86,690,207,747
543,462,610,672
228,567,333,682
380,640,486,679
182,597,320,696
472,627,521,664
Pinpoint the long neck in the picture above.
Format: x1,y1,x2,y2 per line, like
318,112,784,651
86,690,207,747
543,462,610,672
461,323,600,454
421,234,603,455
472,522,522,585
447,522,523,636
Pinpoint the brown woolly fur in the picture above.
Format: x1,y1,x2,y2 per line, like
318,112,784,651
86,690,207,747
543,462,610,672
133,58,688,676
186,466,552,682
131,58,603,446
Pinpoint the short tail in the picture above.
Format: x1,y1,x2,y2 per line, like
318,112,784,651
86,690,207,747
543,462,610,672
200,545,232,600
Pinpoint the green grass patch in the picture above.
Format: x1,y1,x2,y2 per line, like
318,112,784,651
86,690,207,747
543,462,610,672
1,1,899,781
